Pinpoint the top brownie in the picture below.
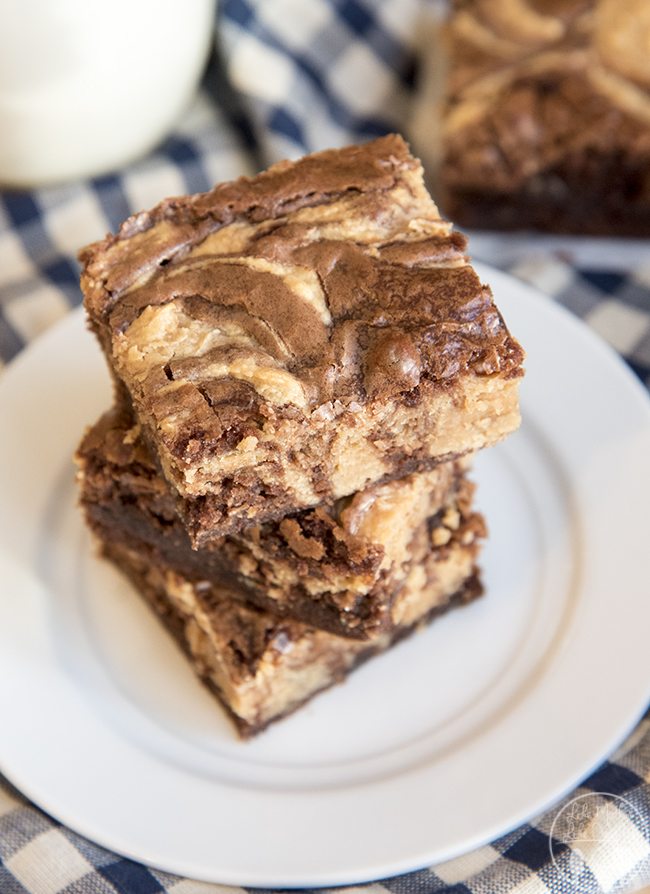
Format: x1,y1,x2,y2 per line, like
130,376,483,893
80,135,523,543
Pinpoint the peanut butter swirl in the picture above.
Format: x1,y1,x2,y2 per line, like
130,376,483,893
81,136,523,445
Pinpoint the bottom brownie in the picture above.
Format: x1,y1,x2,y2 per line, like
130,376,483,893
100,539,483,737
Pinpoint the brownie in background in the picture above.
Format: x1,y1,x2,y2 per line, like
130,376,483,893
439,0,650,235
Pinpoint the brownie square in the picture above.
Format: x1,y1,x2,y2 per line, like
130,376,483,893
97,536,483,737
80,135,523,543
77,407,485,639
438,0,650,234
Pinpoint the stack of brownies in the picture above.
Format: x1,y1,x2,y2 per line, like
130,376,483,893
75,135,524,737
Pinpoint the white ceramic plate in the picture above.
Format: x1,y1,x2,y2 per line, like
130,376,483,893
0,264,649,887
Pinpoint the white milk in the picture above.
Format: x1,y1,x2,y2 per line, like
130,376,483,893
0,0,215,186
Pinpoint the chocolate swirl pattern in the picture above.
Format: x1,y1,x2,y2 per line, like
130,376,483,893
81,136,524,542
440,1,650,233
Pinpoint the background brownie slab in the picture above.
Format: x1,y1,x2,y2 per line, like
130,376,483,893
439,0,650,234
77,407,485,638
80,135,523,542
100,539,483,738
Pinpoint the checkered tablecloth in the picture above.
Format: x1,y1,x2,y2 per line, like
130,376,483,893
1,2,650,892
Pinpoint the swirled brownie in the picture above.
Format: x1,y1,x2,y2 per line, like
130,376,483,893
77,406,485,639
80,135,523,544
94,522,483,737
439,0,650,234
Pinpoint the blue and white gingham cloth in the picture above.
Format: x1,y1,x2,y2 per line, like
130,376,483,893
1,3,650,892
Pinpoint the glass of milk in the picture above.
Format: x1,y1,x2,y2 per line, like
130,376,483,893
0,0,215,187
